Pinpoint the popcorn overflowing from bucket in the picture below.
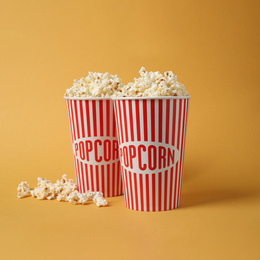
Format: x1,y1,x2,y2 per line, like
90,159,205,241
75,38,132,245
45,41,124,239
17,174,108,207
119,67,189,97
64,72,124,98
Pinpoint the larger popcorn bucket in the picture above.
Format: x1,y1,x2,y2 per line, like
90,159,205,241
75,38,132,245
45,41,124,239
65,97,123,197
112,96,191,211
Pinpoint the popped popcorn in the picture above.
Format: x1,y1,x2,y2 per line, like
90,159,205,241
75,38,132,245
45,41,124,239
17,181,31,198
117,67,189,97
93,192,108,207
64,72,124,98
17,174,108,207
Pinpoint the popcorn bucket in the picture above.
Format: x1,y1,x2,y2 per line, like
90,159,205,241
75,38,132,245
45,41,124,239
65,97,123,197
112,96,191,211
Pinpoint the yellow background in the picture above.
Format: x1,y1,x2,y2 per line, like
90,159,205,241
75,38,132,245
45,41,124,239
1,0,260,259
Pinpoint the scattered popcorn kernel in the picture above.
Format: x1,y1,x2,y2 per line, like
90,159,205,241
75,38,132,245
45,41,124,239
17,181,31,198
17,175,108,207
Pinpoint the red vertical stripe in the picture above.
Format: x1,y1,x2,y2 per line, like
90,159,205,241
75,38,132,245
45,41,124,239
117,161,121,195
79,101,85,138
106,100,110,136
145,174,150,211
118,101,124,143
112,163,115,197
152,174,156,211
124,169,130,208
134,173,139,210
76,160,81,193
174,163,178,208
73,101,80,139
143,100,148,141
85,100,91,137
90,165,94,192
107,164,110,197
165,100,170,144
128,172,134,209
99,101,104,136
113,101,121,144
128,100,135,141
112,101,117,137
122,100,129,142
135,100,141,141
151,100,155,142
69,100,76,140
172,100,176,146
85,164,89,190
169,167,174,210
139,174,144,211
158,172,162,211
92,101,97,137
158,100,163,142
80,162,85,193
95,165,99,191
177,100,183,150
101,165,105,195
164,170,168,211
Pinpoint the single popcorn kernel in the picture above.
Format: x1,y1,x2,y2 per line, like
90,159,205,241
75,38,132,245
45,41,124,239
17,181,31,198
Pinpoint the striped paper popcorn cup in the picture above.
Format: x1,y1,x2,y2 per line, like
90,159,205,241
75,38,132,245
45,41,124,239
64,97,123,197
112,96,191,211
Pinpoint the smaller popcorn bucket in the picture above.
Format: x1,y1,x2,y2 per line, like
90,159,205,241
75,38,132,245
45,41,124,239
65,97,123,197
112,96,191,211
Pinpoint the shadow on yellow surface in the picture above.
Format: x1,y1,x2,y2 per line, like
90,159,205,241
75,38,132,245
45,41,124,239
181,189,256,208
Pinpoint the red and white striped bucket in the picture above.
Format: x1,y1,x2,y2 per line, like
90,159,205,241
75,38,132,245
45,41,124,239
65,97,123,197
112,96,191,211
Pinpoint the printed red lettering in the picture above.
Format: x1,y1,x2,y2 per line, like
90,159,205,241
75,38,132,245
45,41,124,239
158,146,166,169
112,140,118,160
79,141,85,160
94,140,102,162
85,140,93,161
138,145,147,171
129,145,136,169
148,145,157,170
104,139,111,162
123,146,129,167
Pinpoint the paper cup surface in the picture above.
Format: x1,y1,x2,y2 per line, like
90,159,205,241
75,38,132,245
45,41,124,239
65,97,122,197
113,97,190,211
